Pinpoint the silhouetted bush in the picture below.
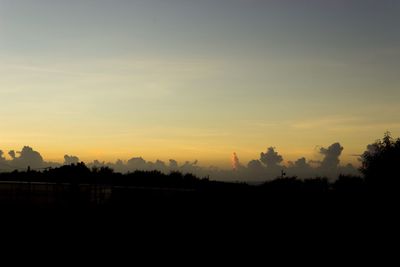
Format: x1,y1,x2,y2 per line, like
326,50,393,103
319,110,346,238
360,132,400,190
333,175,366,193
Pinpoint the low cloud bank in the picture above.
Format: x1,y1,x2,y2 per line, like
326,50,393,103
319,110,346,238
0,143,361,181
0,146,60,171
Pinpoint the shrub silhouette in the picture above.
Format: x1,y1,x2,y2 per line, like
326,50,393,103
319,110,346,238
360,132,400,190
332,175,366,193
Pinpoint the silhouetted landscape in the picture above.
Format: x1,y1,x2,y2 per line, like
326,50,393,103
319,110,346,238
0,133,398,216
1,2,399,244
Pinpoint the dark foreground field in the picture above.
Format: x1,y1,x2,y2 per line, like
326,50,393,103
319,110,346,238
0,164,396,216
1,164,398,255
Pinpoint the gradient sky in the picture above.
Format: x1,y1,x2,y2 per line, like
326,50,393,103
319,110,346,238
1,0,399,167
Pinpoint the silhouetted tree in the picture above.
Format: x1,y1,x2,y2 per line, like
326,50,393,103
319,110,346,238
360,132,400,190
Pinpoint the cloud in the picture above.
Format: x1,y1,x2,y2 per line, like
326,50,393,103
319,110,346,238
0,150,5,161
288,157,312,170
127,157,147,170
0,150,11,171
180,160,200,174
169,159,179,170
319,143,343,170
10,146,44,169
8,150,16,159
244,159,266,181
64,155,80,165
240,142,359,181
260,147,283,168
0,146,61,171
287,157,313,178
247,159,263,171
153,160,167,171
232,152,241,170
0,142,359,181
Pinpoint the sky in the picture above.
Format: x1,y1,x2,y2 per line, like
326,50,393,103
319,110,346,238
0,0,399,168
